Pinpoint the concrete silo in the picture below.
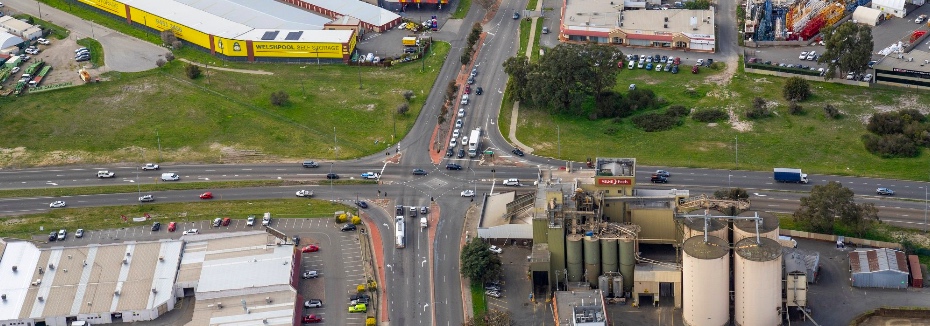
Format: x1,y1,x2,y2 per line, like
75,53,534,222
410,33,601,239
734,237,783,326
583,233,601,285
682,235,730,326
619,236,635,293
734,211,779,243
682,210,728,242
566,234,584,282
601,238,619,274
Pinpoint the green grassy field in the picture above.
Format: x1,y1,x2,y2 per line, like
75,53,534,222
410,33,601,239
0,42,451,166
527,0,540,10
470,281,487,316
76,38,104,67
531,18,545,63
509,62,930,180
0,199,350,240
518,19,532,59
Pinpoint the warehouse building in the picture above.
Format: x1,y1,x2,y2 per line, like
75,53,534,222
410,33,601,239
851,6,884,26
559,0,716,52
277,0,403,32
178,232,300,326
849,248,909,289
871,0,907,18
873,50,930,89
0,239,184,326
76,0,357,62
0,16,43,41
0,31,25,53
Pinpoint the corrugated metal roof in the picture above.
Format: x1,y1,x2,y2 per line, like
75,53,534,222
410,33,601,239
174,0,329,30
299,0,401,26
872,0,905,9
477,224,533,239
849,248,908,274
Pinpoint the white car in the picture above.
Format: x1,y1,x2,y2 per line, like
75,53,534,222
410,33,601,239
461,136,468,144
139,195,155,202
37,38,50,45
461,190,475,197
455,119,463,128
696,59,704,66
799,51,808,60
460,94,469,105
489,245,503,254
458,108,465,117
246,216,255,226
450,139,457,147
182,229,200,235
10,67,19,74
49,201,66,208
863,74,873,82
806,51,817,61
296,190,314,197
142,163,160,170
502,178,521,186
452,129,460,139
667,57,675,65
655,64,663,72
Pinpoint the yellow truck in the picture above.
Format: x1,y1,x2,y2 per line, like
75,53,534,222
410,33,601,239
402,37,418,46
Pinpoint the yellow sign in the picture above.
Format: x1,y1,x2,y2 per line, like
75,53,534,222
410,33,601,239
214,37,247,57
78,0,127,18
251,42,343,58
128,7,211,48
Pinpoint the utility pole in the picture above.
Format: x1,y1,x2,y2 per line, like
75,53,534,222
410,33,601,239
556,125,561,162
37,0,43,19
735,135,739,170
135,172,142,206
334,127,338,159
156,129,162,162
925,175,928,233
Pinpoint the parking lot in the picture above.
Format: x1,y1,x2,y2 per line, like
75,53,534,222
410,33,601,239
33,216,371,325
488,242,553,326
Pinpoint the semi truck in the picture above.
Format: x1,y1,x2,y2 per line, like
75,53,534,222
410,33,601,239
773,168,808,183
467,128,481,157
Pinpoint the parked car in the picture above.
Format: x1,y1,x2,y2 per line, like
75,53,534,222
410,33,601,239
213,218,223,227
458,148,466,158
542,26,549,34
446,163,462,170
356,201,369,209
142,163,160,170
50,200,66,208
49,232,57,241
799,51,808,60
511,148,524,156
671,65,679,74
467,76,475,84
691,65,699,74
182,229,199,235
420,206,428,214
302,270,319,279
446,148,454,157
326,173,339,179
412,168,428,175
489,245,503,254
57,229,67,241
512,12,520,19
301,314,323,323
458,108,465,117
37,38,50,45
455,119,463,128
10,66,19,73
152,222,161,231
806,51,817,61
168,222,177,232
461,190,476,197
876,188,895,196
304,299,323,308
222,217,231,226
199,192,213,199
341,223,357,232
645,63,653,71
349,303,367,313
75,229,84,238
139,194,155,202
485,290,502,298
449,138,458,147
246,216,255,226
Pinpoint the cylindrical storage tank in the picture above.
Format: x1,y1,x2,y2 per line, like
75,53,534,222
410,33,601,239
612,275,623,298
601,238,619,273
682,210,728,242
619,236,635,293
682,235,730,326
734,211,779,243
598,275,612,296
734,237,783,326
583,234,601,285
566,234,584,282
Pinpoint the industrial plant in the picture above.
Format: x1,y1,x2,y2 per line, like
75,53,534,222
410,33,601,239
744,0,873,42
529,158,818,325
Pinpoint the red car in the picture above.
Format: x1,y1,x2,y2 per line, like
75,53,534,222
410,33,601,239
222,217,231,226
464,84,471,94
302,314,322,323
199,192,213,199
168,222,177,232
301,245,320,253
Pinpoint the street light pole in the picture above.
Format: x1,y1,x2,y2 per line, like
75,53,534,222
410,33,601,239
334,127,338,159
925,176,928,233
136,172,141,206
735,135,739,170
330,163,334,202
156,129,162,162
556,125,561,163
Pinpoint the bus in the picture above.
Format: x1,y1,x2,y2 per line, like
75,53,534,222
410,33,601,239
467,128,481,157
395,217,406,249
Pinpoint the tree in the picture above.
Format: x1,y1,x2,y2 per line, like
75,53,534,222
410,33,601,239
460,238,502,283
396,103,410,115
782,77,811,102
503,56,531,102
270,91,289,106
823,104,840,119
793,181,880,236
185,64,201,79
818,22,873,79
403,90,414,102
524,43,623,115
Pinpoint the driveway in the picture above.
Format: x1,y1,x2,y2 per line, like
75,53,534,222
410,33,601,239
5,0,165,72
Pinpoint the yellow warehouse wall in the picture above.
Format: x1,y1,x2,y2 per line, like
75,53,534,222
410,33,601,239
214,37,247,57
127,7,212,48
78,0,127,18
252,42,343,58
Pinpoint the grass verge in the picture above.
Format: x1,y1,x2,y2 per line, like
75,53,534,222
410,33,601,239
76,38,104,67
470,281,487,316
0,42,451,166
13,14,69,40
508,64,930,180
778,214,930,263
518,19,532,58
0,199,350,240
452,0,472,19
526,0,539,10
531,18,544,63
0,179,376,199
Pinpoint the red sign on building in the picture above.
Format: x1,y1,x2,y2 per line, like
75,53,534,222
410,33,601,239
596,178,633,185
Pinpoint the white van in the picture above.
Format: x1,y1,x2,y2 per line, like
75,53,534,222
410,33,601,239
160,173,180,181
96,170,115,178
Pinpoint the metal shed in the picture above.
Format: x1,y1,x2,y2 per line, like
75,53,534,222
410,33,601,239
852,6,883,26
849,248,909,289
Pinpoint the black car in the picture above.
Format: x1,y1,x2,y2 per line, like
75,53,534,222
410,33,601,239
75,55,90,62
458,149,465,158
151,222,161,231
395,205,404,216
350,294,371,301
511,148,524,156
326,173,339,179
356,201,369,209
650,175,668,183
632,54,639,62
341,223,357,232
661,55,668,63
446,148,454,157
475,87,483,95
513,12,520,19
49,231,57,241
404,47,418,53
412,168,428,175
293,235,300,244
446,163,462,170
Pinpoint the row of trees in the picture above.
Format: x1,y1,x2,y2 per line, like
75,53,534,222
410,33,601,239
461,23,484,65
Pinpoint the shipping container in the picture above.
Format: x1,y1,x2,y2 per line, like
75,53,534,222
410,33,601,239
909,254,923,288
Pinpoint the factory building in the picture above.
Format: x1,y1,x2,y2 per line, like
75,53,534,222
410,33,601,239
873,50,930,90
559,0,716,52
849,248,909,289
552,290,607,326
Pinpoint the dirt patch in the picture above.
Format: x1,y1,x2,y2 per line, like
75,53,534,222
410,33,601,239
705,58,739,86
857,95,930,124
727,106,753,132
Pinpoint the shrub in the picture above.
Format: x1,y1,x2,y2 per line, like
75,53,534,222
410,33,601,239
692,108,728,122
604,127,618,135
867,111,906,135
160,30,177,45
783,77,811,101
185,64,201,79
666,105,689,118
631,113,680,132
861,133,920,158
270,91,289,106
155,58,167,67
351,216,361,225
164,52,175,61
788,101,804,115
823,104,841,119
396,103,410,115
403,90,414,101
746,97,770,119
713,187,749,200
899,109,926,122
335,213,348,223
171,40,183,50
460,49,472,65
626,88,658,111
